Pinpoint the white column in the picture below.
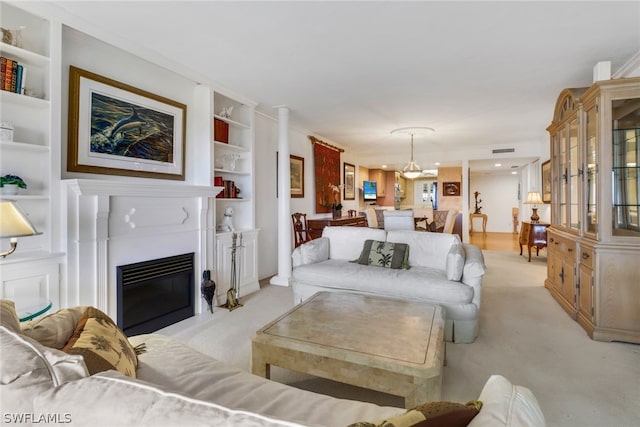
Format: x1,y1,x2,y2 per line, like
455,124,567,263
270,106,292,286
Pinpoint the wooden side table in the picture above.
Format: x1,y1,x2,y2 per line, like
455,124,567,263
469,213,488,235
519,221,550,262
307,215,367,239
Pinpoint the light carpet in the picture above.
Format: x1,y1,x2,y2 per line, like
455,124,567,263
157,250,640,427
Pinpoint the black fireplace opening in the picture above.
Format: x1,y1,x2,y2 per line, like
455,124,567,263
117,252,194,336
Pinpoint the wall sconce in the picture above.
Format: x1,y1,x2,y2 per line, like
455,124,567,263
0,200,40,258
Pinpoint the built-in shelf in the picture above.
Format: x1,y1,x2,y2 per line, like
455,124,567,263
213,114,250,129
0,90,50,108
0,250,64,265
0,195,49,201
0,42,50,65
213,168,251,176
213,141,250,152
0,141,49,152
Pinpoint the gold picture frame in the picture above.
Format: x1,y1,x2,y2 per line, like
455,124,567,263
290,155,305,198
343,162,355,200
68,66,187,180
541,160,551,203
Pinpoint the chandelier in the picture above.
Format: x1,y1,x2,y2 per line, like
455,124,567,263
390,127,435,179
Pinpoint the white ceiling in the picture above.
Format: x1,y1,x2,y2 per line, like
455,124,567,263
53,1,640,175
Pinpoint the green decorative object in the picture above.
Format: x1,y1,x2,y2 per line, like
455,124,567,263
0,174,27,189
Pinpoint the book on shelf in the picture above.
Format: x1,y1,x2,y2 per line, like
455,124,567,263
0,56,26,94
215,180,240,199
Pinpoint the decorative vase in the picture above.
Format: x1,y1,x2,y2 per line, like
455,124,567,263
332,208,342,219
200,270,216,314
0,184,19,195
223,154,240,171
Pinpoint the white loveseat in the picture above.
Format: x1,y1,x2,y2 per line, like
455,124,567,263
1,301,545,426
291,226,487,343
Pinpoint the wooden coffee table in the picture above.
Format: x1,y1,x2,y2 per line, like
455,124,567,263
251,291,445,408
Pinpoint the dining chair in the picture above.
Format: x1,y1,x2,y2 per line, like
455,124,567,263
291,212,312,248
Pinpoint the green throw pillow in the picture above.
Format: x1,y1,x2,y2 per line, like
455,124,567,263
355,240,410,269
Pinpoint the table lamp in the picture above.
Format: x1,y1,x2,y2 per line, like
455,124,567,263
0,200,40,257
524,191,543,223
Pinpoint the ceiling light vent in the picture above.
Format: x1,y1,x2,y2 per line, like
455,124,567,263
492,148,515,154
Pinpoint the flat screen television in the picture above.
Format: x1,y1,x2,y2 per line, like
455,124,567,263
363,181,377,200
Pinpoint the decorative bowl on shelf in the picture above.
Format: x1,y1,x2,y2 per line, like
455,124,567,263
0,174,27,195
0,184,19,195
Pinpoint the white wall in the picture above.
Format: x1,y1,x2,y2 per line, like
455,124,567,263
254,112,360,280
469,174,520,233
61,26,199,183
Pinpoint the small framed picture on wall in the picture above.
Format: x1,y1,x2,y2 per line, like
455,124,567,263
443,182,461,197
343,162,355,200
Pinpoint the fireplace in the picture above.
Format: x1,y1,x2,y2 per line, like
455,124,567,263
117,253,195,335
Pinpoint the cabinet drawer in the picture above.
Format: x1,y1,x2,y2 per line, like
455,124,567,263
548,233,576,257
579,246,594,269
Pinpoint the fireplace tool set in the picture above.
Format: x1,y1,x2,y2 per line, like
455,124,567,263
222,232,243,311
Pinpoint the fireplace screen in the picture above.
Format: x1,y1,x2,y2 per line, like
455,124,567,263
117,253,194,335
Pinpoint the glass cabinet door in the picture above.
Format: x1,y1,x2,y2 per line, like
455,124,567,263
569,118,580,231
612,98,640,237
585,105,598,234
559,127,569,228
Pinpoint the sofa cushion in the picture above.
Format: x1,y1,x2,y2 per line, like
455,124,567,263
63,307,138,378
21,305,87,349
386,231,461,271
128,333,403,427
355,240,410,269
32,370,305,427
468,375,546,427
323,226,387,261
299,237,329,265
0,299,21,334
0,325,89,415
293,260,474,305
446,243,465,281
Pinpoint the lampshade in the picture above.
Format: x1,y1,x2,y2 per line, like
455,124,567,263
0,200,40,258
390,127,434,180
524,192,543,205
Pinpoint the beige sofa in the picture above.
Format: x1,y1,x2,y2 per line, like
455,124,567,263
1,300,545,426
291,227,486,343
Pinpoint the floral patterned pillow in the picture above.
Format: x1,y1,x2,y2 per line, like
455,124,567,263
63,307,137,378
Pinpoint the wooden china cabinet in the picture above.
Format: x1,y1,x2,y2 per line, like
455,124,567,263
546,77,640,344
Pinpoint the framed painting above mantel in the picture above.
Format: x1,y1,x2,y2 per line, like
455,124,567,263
67,66,187,180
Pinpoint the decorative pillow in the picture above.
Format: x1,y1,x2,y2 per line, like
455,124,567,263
0,299,21,334
300,237,330,265
355,240,410,269
446,243,465,281
347,400,482,427
21,306,87,349
63,307,138,378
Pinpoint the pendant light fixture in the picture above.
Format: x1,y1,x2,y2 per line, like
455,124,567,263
390,127,434,179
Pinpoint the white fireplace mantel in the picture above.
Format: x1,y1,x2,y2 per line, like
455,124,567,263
65,179,222,199
63,179,223,320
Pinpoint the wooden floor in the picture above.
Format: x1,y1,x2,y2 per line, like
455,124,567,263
468,231,521,252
